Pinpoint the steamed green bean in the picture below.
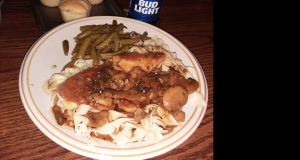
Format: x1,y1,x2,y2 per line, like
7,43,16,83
96,31,118,50
63,19,153,71
119,38,140,45
76,37,91,59
90,33,108,49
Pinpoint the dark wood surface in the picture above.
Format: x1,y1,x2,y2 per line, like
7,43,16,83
0,0,213,159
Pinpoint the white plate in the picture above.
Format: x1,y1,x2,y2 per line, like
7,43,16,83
19,16,208,160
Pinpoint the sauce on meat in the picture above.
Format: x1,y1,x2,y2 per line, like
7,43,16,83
52,53,199,142
57,66,101,104
56,61,116,110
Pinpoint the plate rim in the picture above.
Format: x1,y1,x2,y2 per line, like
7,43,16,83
19,16,208,159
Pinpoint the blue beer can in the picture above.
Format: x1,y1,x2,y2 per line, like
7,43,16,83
128,0,163,25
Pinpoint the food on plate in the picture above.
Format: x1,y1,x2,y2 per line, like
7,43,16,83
112,52,165,73
45,20,207,147
59,0,91,22
40,0,61,7
87,0,103,5
62,40,69,56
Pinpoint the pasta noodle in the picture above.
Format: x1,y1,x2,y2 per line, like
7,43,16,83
45,20,207,147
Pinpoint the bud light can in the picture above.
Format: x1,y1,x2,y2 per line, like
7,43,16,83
128,0,163,26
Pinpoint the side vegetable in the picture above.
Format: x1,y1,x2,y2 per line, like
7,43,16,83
62,20,149,70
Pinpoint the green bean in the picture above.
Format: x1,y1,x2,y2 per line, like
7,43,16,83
62,40,69,56
61,59,77,71
113,23,127,33
71,40,84,56
100,55,112,60
99,46,129,59
118,33,131,39
100,43,114,53
105,25,117,34
141,31,148,42
118,45,129,53
80,25,95,32
84,54,92,59
112,20,118,25
119,30,125,34
73,37,79,42
77,26,100,39
113,36,120,52
129,31,140,37
92,24,109,34
76,38,84,45
96,31,118,50
89,33,101,41
91,29,102,34
90,25,102,31
71,55,78,60
119,38,140,45
71,51,77,57
76,29,92,39
90,33,108,49
90,47,99,66
76,37,91,59
72,39,84,54
66,21,150,65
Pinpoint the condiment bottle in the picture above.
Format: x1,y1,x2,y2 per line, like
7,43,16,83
128,0,163,26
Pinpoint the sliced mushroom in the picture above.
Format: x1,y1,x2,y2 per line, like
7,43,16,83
169,68,199,94
163,85,188,111
171,110,185,122
85,110,109,128
52,105,67,126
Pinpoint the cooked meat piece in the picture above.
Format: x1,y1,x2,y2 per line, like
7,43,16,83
88,93,115,111
56,67,101,105
103,88,149,102
117,99,138,113
112,52,165,73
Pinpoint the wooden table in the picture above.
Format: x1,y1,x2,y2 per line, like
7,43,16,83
0,0,213,159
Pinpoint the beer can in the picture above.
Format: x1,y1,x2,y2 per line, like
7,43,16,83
128,0,163,26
